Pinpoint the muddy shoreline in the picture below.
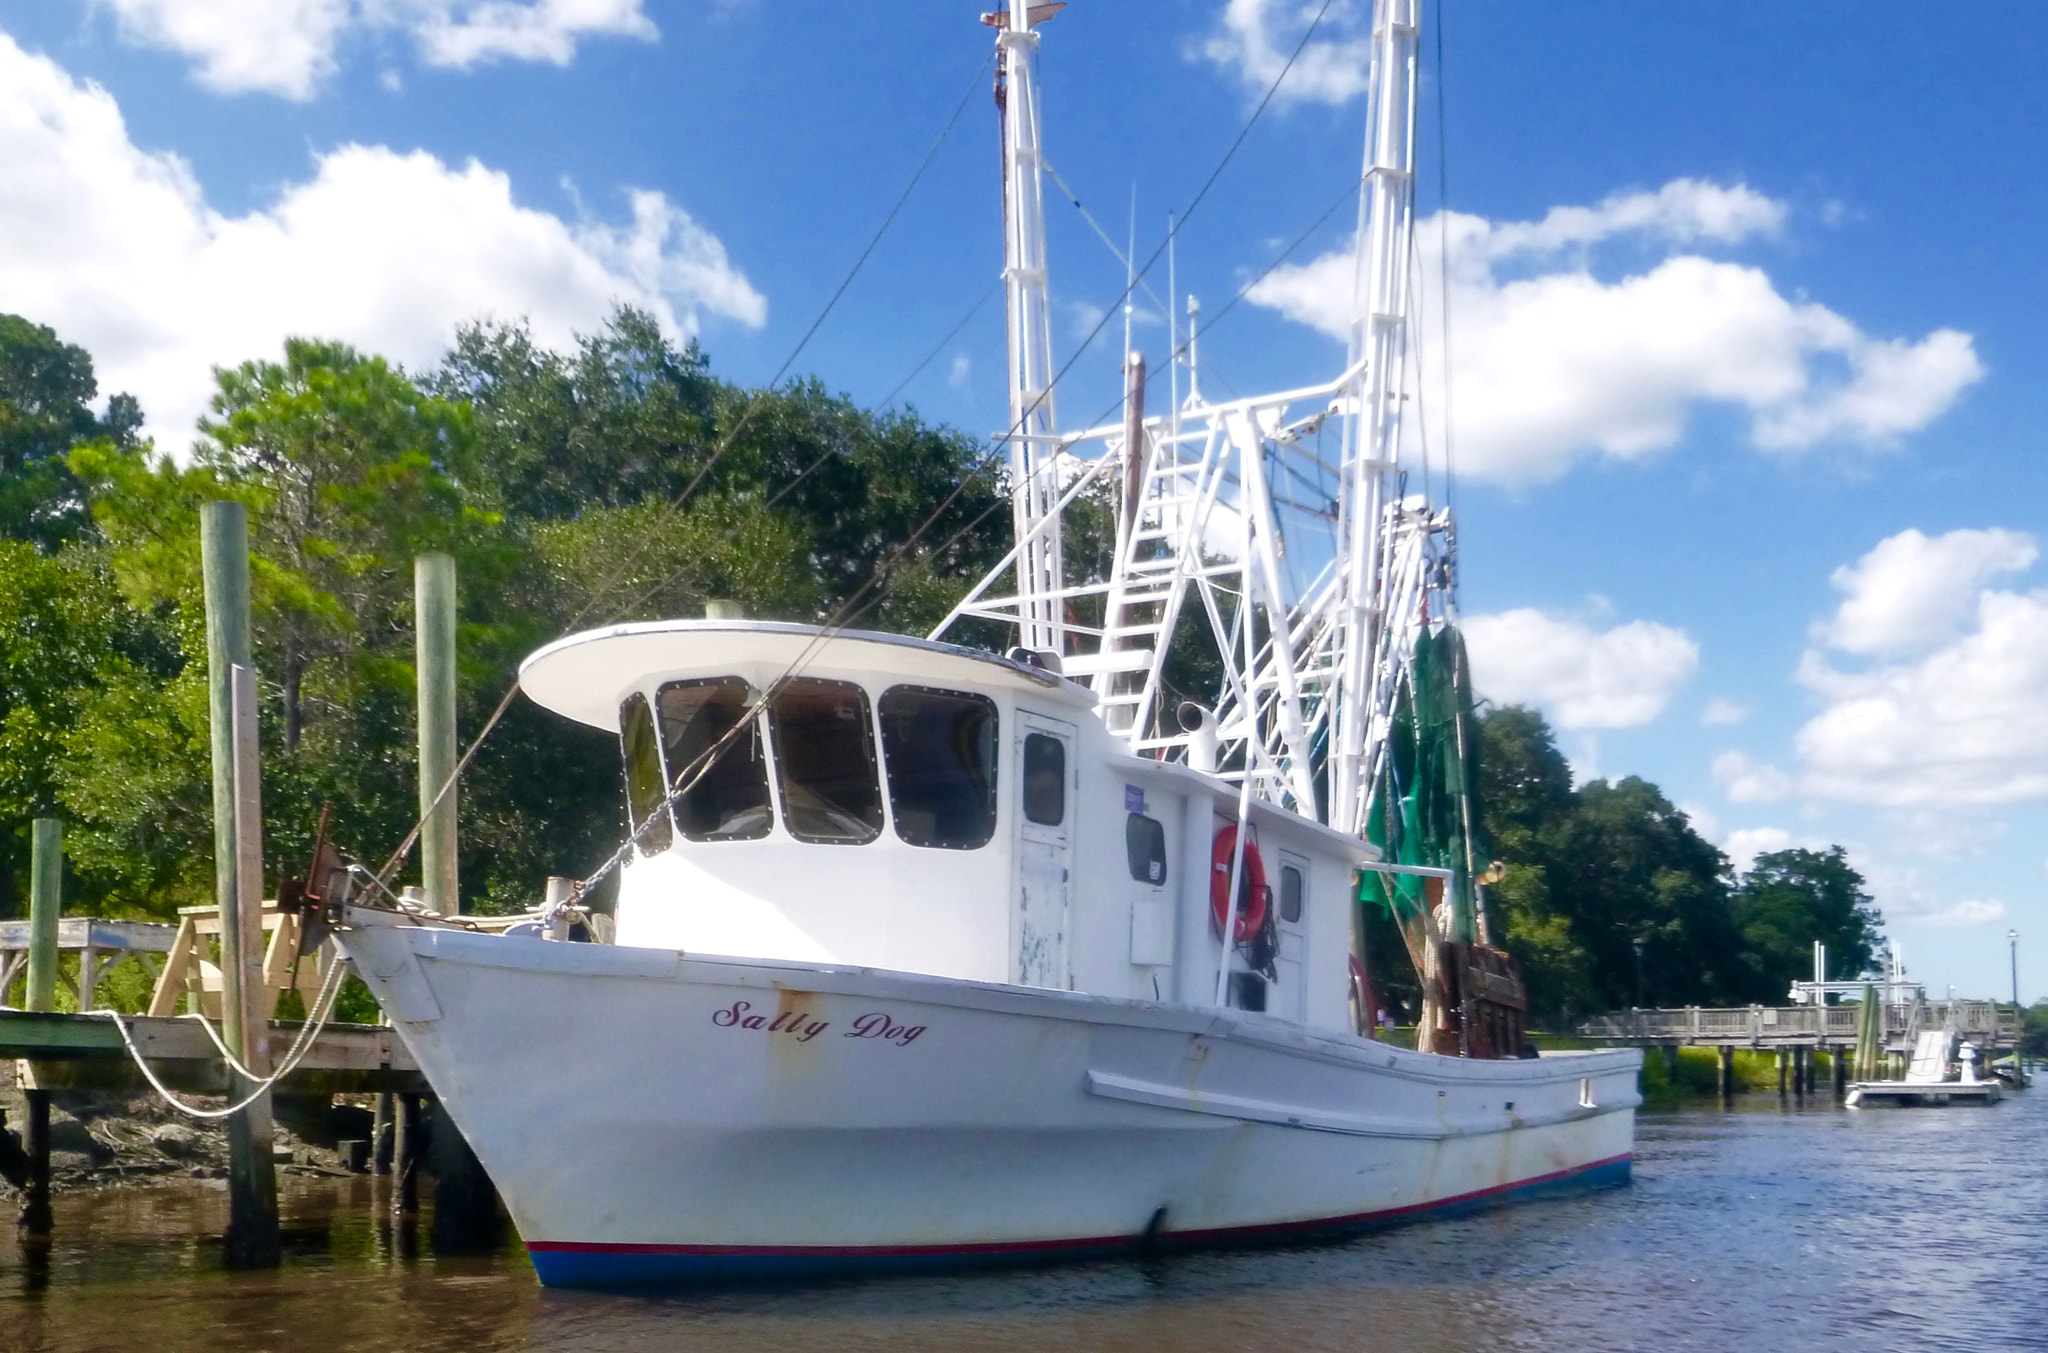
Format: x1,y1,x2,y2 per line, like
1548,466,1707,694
2,1057,371,1195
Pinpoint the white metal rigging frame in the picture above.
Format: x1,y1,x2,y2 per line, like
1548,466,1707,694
939,0,1452,842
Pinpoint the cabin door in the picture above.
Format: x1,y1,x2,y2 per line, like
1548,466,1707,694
1014,712,1076,989
1272,852,1310,1023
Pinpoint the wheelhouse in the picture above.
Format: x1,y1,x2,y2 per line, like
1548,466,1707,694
520,621,1372,1035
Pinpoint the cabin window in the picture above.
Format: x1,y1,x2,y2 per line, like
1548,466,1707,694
770,678,884,844
1125,814,1167,885
878,687,999,850
619,692,673,854
1279,863,1304,923
656,678,772,841
1022,732,1066,826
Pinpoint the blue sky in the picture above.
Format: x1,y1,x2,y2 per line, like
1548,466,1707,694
0,1,2042,1000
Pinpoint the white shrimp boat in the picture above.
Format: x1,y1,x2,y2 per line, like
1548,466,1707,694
339,0,1639,1287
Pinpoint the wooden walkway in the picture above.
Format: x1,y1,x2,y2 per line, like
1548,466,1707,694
1,1008,424,1096
1578,1001,2019,1053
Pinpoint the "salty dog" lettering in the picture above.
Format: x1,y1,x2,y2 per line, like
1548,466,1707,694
843,1011,925,1046
710,1001,928,1046
712,1000,829,1042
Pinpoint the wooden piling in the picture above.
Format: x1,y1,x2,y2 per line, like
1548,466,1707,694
371,1091,393,1175
392,1092,421,1215
24,820,59,1014
1776,1051,1788,1097
1662,1044,1679,1082
414,553,458,918
16,818,60,1235
201,501,280,1270
17,1095,49,1236
1717,1045,1735,1100
1832,1048,1849,1098
429,1096,503,1254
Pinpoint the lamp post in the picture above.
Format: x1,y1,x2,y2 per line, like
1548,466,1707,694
2009,929,2021,1068
1632,935,1647,1010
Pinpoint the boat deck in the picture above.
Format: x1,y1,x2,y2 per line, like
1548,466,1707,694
1846,1081,2002,1107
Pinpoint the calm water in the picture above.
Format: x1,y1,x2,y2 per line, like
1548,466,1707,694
5,1089,2045,1353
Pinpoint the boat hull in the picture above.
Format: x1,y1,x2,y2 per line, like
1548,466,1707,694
341,919,1641,1288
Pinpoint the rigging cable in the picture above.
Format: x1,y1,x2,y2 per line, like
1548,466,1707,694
597,0,1348,661
390,2,1349,898
579,167,1376,896
372,46,995,889
1435,0,1459,596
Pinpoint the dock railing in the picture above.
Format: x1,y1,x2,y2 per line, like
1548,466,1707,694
1578,1000,2018,1049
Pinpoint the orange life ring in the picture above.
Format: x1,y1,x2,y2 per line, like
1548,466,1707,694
1210,825,1270,941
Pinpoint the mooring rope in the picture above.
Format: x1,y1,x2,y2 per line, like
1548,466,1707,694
92,954,352,1121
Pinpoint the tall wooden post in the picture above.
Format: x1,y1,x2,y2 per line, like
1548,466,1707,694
17,817,61,1235
1717,1045,1735,1101
412,553,500,1247
415,553,458,917
201,501,280,1269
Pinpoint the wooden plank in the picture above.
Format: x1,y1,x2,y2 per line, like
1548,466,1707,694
147,916,198,1016
0,917,177,952
0,1008,418,1073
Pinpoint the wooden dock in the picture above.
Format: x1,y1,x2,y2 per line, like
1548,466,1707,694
2,1008,424,1096
1577,1001,2019,1054
1847,1080,2003,1107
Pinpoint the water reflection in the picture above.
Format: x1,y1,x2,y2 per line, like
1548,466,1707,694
4,1091,2044,1353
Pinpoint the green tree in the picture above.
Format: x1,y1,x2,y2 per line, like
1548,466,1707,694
1475,707,1595,1017
1732,846,1883,999
2021,1001,2048,1060
1549,777,1748,1008
436,309,1006,635
0,314,140,550
66,340,543,914
0,543,181,916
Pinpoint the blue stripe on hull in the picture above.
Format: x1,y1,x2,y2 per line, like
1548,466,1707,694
527,1155,1632,1289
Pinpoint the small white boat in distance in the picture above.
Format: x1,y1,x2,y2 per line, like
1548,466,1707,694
1848,1031,2004,1107
343,621,1638,1286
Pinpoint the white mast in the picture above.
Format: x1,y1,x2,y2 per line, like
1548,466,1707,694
942,0,1444,844
1329,0,1421,836
994,2,1065,655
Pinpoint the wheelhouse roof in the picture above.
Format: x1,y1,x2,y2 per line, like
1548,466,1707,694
520,620,1094,733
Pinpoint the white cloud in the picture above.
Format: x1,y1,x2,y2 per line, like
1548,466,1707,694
1797,587,2048,807
0,34,762,444
1713,751,1792,804
947,351,971,389
1065,300,1110,345
1797,529,2048,808
1465,608,1698,729
95,0,655,100
1819,527,2037,656
1247,181,1982,485
1196,0,1374,107
1863,863,2008,929
1474,180,1786,259
1680,800,1722,842
411,0,655,70
1724,826,1794,872
1701,696,1750,727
